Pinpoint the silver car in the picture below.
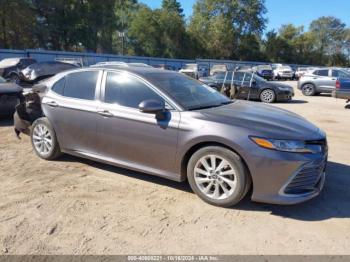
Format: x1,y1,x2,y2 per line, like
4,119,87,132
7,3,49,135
298,67,350,96
14,65,328,207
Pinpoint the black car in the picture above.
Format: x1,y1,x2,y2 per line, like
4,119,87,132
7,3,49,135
19,61,78,84
252,65,274,80
0,57,37,83
0,76,23,117
199,71,294,103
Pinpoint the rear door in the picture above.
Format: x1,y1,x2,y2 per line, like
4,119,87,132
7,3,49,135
42,70,102,154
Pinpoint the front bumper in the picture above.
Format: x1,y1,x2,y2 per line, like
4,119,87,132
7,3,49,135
246,141,328,205
276,90,294,101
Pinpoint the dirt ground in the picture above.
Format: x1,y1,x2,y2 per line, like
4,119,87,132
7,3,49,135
0,81,349,255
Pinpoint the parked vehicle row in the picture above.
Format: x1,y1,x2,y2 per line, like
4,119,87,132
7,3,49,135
13,63,328,207
177,63,311,81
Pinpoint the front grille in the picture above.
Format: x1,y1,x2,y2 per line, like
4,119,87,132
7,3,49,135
284,158,326,195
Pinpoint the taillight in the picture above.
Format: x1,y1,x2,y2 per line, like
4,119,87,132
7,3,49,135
336,80,340,89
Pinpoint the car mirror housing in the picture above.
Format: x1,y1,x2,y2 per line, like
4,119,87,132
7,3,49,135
138,99,165,114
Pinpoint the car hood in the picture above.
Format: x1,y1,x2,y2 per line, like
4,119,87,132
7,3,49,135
198,101,324,141
0,83,23,94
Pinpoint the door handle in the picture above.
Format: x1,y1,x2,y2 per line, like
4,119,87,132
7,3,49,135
46,101,59,107
97,110,113,117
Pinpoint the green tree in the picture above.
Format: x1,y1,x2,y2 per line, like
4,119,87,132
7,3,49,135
309,16,346,65
188,0,267,59
128,5,162,57
0,0,36,49
161,0,183,15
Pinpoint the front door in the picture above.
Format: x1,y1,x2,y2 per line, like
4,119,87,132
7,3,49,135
96,71,180,175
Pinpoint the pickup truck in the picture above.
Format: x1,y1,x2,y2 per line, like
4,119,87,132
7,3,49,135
332,79,350,104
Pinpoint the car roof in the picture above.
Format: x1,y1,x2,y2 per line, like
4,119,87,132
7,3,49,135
93,65,177,76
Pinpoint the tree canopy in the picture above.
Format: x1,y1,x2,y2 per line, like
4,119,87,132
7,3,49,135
0,0,349,66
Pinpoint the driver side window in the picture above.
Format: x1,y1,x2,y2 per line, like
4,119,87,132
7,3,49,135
104,72,165,109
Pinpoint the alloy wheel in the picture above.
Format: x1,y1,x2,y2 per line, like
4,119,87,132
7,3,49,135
302,84,315,96
194,155,237,200
260,89,275,103
32,124,53,156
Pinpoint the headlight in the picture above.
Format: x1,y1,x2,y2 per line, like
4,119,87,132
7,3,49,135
250,137,322,154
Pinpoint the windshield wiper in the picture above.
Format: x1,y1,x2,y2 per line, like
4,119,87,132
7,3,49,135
188,101,232,111
188,104,221,111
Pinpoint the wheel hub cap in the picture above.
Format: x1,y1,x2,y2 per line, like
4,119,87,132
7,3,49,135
32,124,53,155
194,155,237,200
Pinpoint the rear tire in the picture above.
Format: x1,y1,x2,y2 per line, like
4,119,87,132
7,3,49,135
301,83,316,96
187,146,251,207
30,117,62,160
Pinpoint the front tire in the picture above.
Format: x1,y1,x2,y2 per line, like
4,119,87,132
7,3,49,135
301,83,316,96
260,89,276,103
30,117,62,160
187,146,251,207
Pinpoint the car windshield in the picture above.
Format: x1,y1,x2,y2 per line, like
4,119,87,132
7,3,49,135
145,72,232,110
0,76,6,83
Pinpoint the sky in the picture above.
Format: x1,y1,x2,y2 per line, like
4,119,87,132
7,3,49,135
139,0,350,32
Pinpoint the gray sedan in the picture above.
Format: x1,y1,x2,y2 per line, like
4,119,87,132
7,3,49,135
14,66,328,207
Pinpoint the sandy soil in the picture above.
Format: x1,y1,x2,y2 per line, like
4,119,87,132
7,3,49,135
0,81,349,255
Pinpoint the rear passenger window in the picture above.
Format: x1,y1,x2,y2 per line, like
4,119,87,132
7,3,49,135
104,72,164,108
52,77,65,95
314,70,328,77
63,71,99,100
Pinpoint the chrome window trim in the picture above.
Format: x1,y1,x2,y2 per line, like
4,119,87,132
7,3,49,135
48,69,103,103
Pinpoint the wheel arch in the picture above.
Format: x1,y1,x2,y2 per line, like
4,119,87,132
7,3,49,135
180,141,253,189
258,87,277,96
301,82,316,88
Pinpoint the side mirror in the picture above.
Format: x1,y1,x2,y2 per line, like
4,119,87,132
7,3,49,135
139,100,165,114
251,80,257,86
